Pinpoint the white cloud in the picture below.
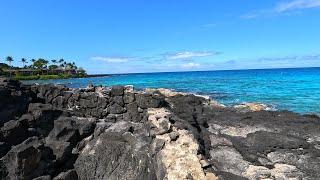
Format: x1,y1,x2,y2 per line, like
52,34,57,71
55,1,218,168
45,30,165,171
241,0,320,19
276,0,320,12
181,62,200,68
91,56,133,63
165,51,220,60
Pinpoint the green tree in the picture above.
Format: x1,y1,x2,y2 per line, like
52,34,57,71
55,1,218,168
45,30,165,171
58,59,64,65
6,56,14,78
50,60,58,74
49,64,58,72
77,67,87,77
33,59,49,74
21,58,27,68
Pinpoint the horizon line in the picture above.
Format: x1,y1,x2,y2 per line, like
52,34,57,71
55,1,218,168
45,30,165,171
89,66,320,76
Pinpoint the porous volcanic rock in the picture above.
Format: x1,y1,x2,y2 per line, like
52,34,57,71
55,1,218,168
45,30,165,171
0,78,319,180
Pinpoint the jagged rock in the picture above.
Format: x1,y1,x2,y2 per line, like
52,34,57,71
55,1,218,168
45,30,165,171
0,137,44,179
135,93,164,109
230,131,311,163
110,86,124,96
1,119,28,146
0,142,10,158
45,116,94,164
148,108,217,180
74,121,155,180
52,96,65,109
53,169,78,180
111,96,124,106
124,92,135,104
0,81,320,180
28,103,63,137
108,103,125,114
33,175,52,180
0,79,30,126
97,97,108,109
79,99,95,109
32,175,52,180
123,102,142,122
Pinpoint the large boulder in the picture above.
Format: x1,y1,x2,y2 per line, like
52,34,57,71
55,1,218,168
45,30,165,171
135,93,165,109
110,86,124,96
28,103,63,137
1,119,28,146
45,116,95,167
0,79,30,126
0,137,46,179
74,121,156,180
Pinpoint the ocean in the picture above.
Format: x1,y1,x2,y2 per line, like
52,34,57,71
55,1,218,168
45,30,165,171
24,67,320,114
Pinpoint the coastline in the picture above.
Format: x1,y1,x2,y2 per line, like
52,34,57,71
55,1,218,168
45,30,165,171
1,78,320,179
18,67,320,115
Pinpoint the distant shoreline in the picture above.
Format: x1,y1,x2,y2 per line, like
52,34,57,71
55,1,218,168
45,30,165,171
96,66,320,76
86,74,112,78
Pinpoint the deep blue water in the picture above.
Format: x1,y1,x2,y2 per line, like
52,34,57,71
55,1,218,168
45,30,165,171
24,67,320,114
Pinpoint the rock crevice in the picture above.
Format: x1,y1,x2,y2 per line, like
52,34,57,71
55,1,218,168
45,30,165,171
0,78,319,180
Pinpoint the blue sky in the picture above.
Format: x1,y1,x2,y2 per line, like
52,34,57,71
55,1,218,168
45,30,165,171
0,0,319,74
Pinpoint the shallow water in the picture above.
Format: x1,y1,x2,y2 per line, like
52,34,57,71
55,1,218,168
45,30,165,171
24,67,320,114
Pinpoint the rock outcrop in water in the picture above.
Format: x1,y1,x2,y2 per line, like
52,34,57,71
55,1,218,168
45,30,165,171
0,78,320,180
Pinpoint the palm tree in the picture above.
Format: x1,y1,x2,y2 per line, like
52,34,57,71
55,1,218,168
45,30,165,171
21,58,27,68
31,59,36,68
59,59,64,64
51,60,57,74
44,60,49,74
6,56,14,78
30,59,36,74
51,59,57,64
63,61,67,73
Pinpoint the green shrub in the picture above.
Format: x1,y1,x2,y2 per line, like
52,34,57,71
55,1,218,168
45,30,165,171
58,74,72,79
39,75,60,80
13,75,40,80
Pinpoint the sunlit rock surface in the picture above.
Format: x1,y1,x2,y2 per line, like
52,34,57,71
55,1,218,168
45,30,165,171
0,78,319,180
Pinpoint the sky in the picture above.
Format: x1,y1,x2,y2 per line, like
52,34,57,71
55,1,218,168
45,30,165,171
0,0,320,74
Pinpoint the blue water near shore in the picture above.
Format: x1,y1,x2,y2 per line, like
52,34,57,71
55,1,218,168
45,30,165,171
24,67,320,114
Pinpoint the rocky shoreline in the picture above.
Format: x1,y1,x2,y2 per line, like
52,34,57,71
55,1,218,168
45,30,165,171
0,78,320,180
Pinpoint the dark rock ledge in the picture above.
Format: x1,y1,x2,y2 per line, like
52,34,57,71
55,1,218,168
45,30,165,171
0,78,319,180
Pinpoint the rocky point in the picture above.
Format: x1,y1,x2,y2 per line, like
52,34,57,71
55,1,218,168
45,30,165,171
0,77,319,180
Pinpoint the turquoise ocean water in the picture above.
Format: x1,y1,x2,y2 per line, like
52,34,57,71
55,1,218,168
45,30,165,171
24,67,320,114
